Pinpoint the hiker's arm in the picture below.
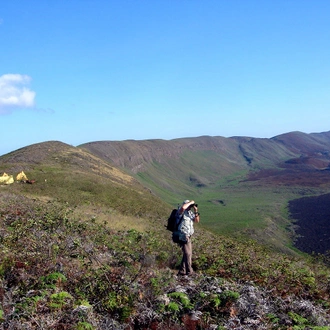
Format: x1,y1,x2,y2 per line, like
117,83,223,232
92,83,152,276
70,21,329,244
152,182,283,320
179,200,195,214
193,204,200,223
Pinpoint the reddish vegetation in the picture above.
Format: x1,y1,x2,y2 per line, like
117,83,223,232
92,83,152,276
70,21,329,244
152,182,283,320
244,147,330,255
246,167,330,187
288,193,330,254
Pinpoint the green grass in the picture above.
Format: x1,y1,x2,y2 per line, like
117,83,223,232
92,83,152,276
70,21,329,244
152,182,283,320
196,182,327,250
199,186,279,230
1,163,170,221
2,140,329,256
3,147,322,256
135,160,328,255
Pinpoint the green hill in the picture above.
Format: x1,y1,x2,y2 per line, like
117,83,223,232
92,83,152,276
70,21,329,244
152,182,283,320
0,141,169,220
79,132,330,254
1,138,330,328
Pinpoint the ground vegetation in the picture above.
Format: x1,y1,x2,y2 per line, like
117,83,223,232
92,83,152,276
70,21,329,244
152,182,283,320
1,192,330,329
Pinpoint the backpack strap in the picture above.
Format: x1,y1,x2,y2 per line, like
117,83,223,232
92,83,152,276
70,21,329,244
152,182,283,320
176,211,184,228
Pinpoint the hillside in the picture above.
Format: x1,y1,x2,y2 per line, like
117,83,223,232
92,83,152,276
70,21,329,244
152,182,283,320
79,131,330,254
79,131,330,171
0,141,169,220
2,131,330,254
1,134,330,328
79,131,330,187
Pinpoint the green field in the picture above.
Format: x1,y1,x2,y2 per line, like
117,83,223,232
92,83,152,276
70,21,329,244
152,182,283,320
137,164,327,254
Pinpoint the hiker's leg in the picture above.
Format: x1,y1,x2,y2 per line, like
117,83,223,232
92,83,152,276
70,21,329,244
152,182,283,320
185,239,194,275
178,243,188,275
180,240,193,275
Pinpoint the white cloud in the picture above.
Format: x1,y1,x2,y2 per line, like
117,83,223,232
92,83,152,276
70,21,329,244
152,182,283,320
0,74,36,114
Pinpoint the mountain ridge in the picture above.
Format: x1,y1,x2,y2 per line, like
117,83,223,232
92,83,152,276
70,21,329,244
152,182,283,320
78,130,330,192
2,130,330,171
2,130,330,253
79,130,330,172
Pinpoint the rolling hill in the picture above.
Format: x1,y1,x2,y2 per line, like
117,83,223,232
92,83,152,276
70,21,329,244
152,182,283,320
1,130,330,254
79,131,330,254
0,141,169,221
1,131,330,328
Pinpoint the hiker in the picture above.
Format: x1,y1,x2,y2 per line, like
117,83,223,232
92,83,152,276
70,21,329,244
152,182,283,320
177,200,200,276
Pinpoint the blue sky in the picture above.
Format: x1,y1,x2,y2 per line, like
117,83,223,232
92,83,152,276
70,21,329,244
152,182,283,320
1,0,330,156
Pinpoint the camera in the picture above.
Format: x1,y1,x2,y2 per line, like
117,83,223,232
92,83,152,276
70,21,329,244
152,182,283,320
191,203,198,207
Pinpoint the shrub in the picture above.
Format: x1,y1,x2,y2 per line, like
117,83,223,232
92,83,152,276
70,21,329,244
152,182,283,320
74,322,94,330
40,272,67,289
168,292,193,310
49,291,73,309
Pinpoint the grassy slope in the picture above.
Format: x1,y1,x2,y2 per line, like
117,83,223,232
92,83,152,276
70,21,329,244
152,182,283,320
128,147,321,254
0,141,169,220
3,137,330,254
0,140,311,252
1,140,330,328
85,133,329,255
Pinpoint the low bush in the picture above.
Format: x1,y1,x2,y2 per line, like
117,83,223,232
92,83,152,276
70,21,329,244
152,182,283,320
1,192,330,329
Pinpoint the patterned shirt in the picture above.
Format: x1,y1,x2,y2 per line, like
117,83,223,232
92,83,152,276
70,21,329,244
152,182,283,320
178,209,196,237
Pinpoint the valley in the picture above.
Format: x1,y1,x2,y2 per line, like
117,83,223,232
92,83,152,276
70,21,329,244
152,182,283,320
1,131,330,328
79,131,330,255
2,131,330,255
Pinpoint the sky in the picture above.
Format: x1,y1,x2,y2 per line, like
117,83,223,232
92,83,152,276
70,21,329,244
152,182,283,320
1,0,330,156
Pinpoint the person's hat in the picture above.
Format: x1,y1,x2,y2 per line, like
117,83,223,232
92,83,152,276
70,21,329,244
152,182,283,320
183,200,190,204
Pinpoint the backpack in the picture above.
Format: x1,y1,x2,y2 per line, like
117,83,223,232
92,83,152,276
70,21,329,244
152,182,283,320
165,209,180,232
166,208,186,244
